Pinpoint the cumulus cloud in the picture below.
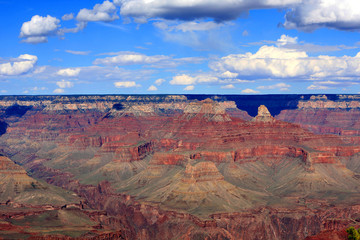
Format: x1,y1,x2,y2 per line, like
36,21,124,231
147,85,158,91
120,0,300,22
114,81,141,88
258,83,290,91
184,85,194,91
20,15,60,43
170,74,196,85
242,88,259,94
276,35,298,46
53,88,65,94
155,78,165,85
57,68,81,77
221,84,235,89
56,80,74,88
284,0,360,31
210,45,360,80
170,72,252,86
0,54,37,76
76,0,119,22
220,71,238,78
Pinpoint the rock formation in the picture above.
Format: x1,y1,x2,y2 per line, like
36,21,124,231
252,104,275,122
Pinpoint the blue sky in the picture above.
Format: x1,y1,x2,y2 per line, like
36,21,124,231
1,0,360,95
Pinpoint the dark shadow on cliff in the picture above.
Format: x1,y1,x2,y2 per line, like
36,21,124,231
5,104,32,118
0,120,7,136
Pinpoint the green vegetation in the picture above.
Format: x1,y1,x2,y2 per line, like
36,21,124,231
347,226,360,240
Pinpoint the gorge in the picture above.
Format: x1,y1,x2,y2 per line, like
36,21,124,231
0,94,360,239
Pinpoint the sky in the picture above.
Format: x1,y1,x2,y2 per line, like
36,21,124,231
1,0,360,95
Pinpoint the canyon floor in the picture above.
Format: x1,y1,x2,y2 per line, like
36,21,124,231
0,94,360,239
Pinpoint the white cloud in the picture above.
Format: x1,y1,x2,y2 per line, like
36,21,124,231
170,74,196,85
276,35,298,46
285,0,360,31
147,85,158,91
65,50,90,55
242,88,259,94
62,13,74,21
56,80,74,88
210,45,360,80
53,88,65,94
21,36,48,44
307,85,330,90
59,22,87,34
170,72,251,86
220,71,238,78
306,81,356,90
76,0,119,22
94,52,169,65
94,52,204,67
114,81,141,88
221,84,235,89
184,85,194,91
20,15,60,43
1,90,7,93
258,83,290,91
22,65,154,84
30,86,47,91
155,78,165,86
57,68,81,77
0,54,38,76
252,36,356,53
33,66,46,74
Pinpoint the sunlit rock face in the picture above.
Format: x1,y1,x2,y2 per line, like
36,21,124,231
252,104,275,122
1,94,360,239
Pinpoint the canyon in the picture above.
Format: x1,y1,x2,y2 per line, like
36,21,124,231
0,94,360,239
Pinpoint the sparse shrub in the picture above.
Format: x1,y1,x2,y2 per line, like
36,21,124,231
347,226,360,240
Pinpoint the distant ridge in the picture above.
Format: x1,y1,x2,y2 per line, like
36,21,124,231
1,94,359,117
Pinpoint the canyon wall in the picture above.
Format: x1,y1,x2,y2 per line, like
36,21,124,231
1,94,360,239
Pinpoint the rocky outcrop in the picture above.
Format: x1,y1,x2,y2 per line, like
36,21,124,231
252,105,275,122
183,162,224,182
182,98,232,122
